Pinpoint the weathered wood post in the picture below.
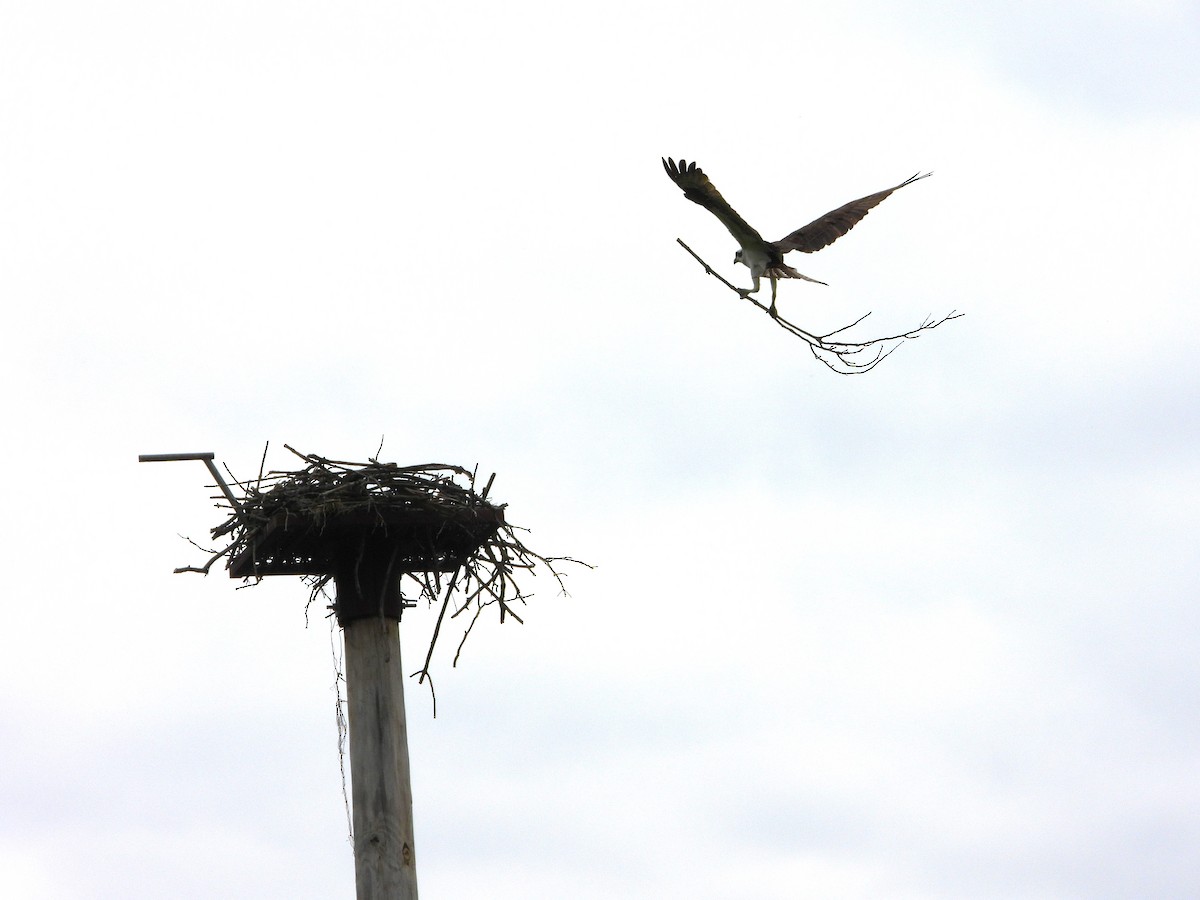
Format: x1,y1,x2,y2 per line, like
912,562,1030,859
228,506,504,900
141,451,553,900
331,551,418,899
342,614,415,897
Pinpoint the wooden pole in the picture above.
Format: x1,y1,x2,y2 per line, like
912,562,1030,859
145,452,509,899
344,615,418,900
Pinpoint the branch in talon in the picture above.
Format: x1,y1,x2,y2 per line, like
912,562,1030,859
673,237,959,374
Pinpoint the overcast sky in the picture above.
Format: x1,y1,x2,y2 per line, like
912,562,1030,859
3,0,1199,897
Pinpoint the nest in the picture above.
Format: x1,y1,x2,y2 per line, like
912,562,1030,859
179,445,587,691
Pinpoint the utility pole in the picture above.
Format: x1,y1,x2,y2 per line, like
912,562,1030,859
227,507,501,900
141,453,504,900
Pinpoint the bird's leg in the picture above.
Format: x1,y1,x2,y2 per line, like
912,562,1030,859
768,275,779,318
737,274,761,301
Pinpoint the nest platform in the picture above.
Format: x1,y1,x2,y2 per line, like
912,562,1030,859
210,451,507,623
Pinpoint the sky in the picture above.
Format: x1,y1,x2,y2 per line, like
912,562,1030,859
2,0,1199,897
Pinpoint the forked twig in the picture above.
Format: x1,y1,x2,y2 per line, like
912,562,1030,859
675,239,961,374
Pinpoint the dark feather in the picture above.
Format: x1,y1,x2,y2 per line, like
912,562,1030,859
662,158,767,249
772,172,931,254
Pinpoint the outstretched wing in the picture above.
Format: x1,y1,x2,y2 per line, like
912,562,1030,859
662,157,766,250
773,172,931,254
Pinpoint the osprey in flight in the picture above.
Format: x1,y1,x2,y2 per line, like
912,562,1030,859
663,158,930,315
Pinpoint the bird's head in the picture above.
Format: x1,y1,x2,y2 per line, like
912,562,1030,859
733,249,744,266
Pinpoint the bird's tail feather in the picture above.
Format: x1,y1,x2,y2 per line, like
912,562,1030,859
770,264,827,286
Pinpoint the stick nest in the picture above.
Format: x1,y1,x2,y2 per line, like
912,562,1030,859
209,450,498,547
179,445,589,698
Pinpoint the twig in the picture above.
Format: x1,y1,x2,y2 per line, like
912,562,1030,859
675,238,961,374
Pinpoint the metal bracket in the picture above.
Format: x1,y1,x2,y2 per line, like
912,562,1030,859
138,451,243,514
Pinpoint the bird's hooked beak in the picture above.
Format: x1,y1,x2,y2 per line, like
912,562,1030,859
733,249,743,266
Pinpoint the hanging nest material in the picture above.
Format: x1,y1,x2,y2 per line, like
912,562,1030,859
177,444,589,689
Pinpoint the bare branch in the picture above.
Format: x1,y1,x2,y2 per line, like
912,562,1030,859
675,239,961,374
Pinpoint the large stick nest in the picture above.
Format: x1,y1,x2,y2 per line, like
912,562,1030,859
179,445,589,695
210,449,502,561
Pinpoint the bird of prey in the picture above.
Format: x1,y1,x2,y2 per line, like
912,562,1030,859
663,157,930,315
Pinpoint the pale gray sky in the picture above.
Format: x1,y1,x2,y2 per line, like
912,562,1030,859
3,1,1199,897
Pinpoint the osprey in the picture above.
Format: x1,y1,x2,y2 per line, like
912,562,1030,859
663,158,930,315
